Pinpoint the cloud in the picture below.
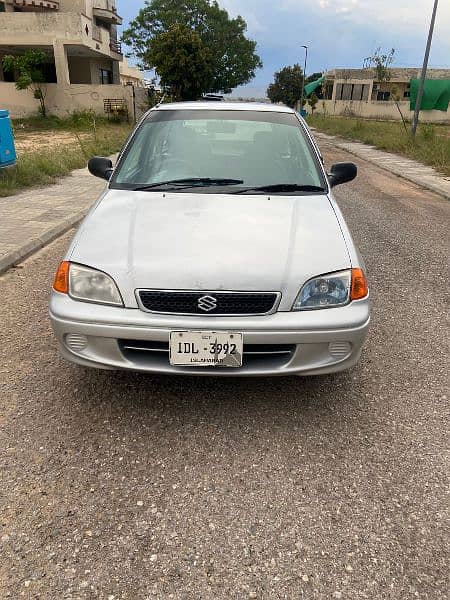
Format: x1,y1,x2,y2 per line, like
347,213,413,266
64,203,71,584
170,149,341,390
118,0,450,89
219,0,267,33
282,0,449,33
316,0,359,13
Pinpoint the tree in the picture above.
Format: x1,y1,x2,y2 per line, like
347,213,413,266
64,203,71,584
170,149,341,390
148,24,213,100
370,47,395,86
391,85,408,133
2,49,48,117
369,47,407,132
145,79,165,108
308,93,318,114
122,0,262,95
267,64,303,108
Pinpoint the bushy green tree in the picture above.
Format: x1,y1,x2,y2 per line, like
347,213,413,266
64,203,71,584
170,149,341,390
122,0,262,95
267,64,303,108
148,24,213,100
2,49,48,117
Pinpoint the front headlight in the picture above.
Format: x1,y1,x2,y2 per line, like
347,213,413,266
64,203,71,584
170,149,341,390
293,270,351,310
69,263,123,306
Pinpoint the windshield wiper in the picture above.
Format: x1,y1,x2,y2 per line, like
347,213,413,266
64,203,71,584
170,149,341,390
133,178,244,191
233,183,326,195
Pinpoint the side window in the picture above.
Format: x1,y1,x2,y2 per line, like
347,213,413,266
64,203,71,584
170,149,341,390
287,127,321,184
99,68,113,85
116,126,149,181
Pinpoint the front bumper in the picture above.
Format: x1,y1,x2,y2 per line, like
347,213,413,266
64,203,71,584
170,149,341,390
49,293,370,376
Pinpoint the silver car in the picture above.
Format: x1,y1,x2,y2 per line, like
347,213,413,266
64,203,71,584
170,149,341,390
49,102,370,376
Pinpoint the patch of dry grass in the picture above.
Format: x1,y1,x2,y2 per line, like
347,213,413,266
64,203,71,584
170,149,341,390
0,113,131,197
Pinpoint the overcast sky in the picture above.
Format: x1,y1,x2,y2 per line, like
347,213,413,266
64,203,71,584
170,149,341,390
118,0,450,96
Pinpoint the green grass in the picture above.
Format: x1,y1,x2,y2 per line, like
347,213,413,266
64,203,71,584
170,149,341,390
11,110,126,132
308,115,450,177
0,112,132,197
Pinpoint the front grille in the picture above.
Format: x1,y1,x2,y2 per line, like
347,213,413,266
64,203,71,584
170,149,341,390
118,340,295,369
137,291,279,316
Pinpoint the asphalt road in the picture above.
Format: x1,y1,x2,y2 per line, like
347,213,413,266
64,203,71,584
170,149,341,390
1,144,449,599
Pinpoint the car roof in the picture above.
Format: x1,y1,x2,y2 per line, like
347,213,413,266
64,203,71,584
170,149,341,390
153,101,296,114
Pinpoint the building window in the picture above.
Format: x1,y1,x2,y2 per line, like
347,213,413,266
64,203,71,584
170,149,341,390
342,83,353,100
2,61,57,84
377,91,391,101
3,67,15,82
41,62,57,84
0,2,5,12
403,88,411,98
96,17,111,30
324,83,333,100
99,69,113,85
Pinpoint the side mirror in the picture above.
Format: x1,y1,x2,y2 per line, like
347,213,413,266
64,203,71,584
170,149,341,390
328,162,357,187
88,156,113,180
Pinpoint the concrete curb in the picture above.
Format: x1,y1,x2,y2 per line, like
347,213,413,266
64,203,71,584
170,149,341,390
0,209,87,275
0,154,117,277
312,130,450,201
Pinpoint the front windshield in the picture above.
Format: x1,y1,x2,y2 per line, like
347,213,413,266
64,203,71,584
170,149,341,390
111,109,325,191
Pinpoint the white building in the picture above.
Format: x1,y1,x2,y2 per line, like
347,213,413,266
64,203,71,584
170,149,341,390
0,0,135,117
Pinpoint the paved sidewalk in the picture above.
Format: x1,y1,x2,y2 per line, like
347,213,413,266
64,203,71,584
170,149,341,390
0,164,108,274
312,130,450,200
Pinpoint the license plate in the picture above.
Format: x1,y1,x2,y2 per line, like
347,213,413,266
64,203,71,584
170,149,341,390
169,331,243,367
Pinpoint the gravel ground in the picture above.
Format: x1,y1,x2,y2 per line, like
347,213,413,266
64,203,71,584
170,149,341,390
0,144,449,599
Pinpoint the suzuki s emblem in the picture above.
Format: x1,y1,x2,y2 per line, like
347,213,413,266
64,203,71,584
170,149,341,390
198,295,217,312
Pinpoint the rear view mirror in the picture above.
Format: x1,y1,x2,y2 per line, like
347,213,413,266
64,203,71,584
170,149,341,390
328,162,357,187
88,156,113,180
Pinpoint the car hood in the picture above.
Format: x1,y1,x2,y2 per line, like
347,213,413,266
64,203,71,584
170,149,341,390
69,190,351,309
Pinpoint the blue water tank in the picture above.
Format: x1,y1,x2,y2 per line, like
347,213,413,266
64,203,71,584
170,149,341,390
0,109,17,168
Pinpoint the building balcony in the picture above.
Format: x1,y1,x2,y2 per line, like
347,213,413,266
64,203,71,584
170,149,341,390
109,39,122,56
0,11,123,67
6,0,59,10
93,0,122,25
92,24,103,43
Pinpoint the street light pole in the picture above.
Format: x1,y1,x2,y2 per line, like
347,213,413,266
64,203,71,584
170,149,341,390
411,0,439,137
299,44,308,114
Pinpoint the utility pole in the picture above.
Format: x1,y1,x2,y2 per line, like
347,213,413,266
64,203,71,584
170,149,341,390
299,45,308,114
412,0,439,137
